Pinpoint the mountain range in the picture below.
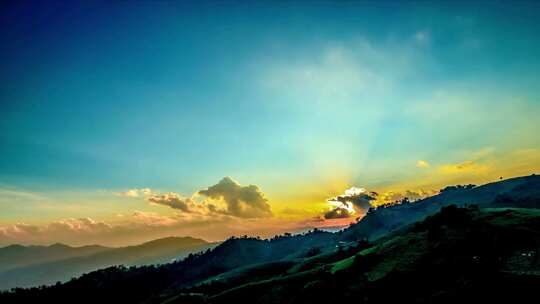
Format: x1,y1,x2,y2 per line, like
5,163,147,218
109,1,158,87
0,236,215,290
0,174,538,303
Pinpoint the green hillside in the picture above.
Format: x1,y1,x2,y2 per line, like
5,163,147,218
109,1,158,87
1,175,539,303
188,206,540,304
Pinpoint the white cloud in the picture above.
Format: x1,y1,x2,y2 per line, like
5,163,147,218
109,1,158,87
259,42,390,106
117,188,154,198
416,160,430,168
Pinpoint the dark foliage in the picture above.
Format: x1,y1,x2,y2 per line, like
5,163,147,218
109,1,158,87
0,230,336,304
440,184,476,193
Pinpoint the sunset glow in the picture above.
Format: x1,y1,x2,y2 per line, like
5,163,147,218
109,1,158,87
1,1,540,247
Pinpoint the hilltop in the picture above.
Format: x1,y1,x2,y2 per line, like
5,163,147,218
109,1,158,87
340,174,540,241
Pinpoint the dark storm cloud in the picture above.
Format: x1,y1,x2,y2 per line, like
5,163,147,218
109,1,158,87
328,190,378,211
323,207,352,219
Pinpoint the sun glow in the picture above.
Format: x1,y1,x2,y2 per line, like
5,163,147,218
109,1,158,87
344,187,366,196
328,200,355,214
324,186,371,216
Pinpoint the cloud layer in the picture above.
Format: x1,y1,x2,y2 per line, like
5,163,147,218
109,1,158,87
0,212,306,247
0,177,277,246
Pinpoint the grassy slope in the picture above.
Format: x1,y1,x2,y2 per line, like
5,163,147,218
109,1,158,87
170,206,540,304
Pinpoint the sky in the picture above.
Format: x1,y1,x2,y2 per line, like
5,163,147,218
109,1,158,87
1,0,540,246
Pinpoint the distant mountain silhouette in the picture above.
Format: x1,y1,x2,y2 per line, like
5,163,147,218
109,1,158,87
0,243,109,273
0,236,214,290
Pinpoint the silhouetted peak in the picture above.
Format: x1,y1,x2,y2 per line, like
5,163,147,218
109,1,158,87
48,243,71,249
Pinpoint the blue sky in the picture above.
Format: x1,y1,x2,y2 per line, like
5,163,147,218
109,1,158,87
1,1,539,245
